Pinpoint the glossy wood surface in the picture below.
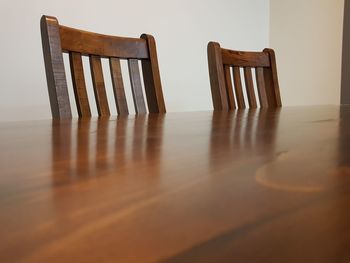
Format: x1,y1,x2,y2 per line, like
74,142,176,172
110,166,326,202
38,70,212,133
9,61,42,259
1,106,350,262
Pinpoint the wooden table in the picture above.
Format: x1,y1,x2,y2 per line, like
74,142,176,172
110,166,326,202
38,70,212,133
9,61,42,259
1,106,350,262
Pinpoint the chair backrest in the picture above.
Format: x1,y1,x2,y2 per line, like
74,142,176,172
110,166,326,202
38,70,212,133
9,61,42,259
41,15,166,118
207,42,282,110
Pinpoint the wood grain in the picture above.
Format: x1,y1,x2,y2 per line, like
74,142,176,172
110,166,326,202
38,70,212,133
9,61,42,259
0,106,349,262
140,34,166,113
223,65,236,109
60,25,149,59
255,67,268,108
221,48,270,67
207,42,229,110
232,66,246,108
40,15,72,118
109,58,129,115
263,48,282,107
243,67,258,108
128,59,147,114
69,52,91,117
89,55,110,116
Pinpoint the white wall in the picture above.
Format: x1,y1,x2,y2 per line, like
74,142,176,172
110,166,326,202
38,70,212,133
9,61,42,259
0,0,269,122
270,0,344,106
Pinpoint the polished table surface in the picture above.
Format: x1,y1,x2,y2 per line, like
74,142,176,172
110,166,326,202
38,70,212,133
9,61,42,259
1,106,350,263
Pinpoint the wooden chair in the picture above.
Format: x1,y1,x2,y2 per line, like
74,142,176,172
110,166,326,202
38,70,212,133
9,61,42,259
41,15,165,118
207,42,282,110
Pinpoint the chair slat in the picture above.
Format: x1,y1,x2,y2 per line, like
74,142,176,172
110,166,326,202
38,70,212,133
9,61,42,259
69,52,91,117
243,67,257,108
255,67,269,108
223,65,236,109
109,58,129,115
89,55,110,116
232,67,246,109
128,59,147,114
263,68,277,107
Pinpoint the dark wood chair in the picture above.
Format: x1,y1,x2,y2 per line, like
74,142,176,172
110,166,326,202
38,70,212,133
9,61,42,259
207,42,282,110
41,15,166,118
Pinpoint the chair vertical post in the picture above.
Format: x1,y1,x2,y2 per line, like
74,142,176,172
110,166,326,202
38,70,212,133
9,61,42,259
263,48,282,107
40,15,72,118
207,42,229,110
140,34,166,113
